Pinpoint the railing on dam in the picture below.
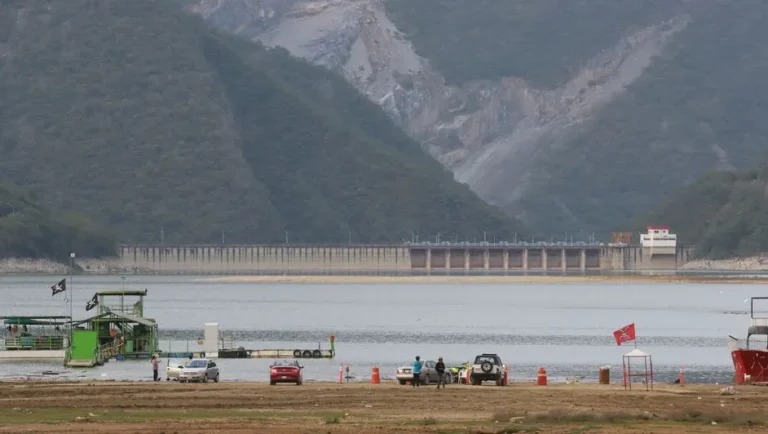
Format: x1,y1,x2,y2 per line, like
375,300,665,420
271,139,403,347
117,243,695,275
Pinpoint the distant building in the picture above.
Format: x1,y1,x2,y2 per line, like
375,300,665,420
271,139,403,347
640,226,677,256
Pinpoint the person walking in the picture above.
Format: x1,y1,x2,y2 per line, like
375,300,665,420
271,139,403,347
412,356,423,388
151,354,161,382
435,356,446,389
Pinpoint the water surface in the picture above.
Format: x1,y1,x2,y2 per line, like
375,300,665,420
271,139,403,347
0,275,763,384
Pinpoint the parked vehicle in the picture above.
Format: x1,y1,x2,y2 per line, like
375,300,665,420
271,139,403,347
179,358,219,383
395,360,452,385
269,359,303,385
470,354,505,386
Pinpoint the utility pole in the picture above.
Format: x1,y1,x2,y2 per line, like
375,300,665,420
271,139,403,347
348,231,352,245
160,229,164,245
221,231,225,245
483,231,487,243
437,232,440,243
285,231,289,244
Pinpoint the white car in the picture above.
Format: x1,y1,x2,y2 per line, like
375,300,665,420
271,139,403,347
166,360,187,381
179,358,220,383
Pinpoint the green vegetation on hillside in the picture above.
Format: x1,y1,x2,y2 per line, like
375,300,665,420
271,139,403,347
386,0,768,239
523,0,768,238
0,0,525,245
0,184,116,259
385,0,682,87
639,162,768,259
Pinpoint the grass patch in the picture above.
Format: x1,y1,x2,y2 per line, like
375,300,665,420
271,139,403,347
324,415,340,424
668,409,766,427
491,410,523,423
527,410,649,424
495,426,541,433
0,408,347,425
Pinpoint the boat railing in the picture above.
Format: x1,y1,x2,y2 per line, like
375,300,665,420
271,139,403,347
751,318,768,327
97,340,125,361
729,337,768,352
1,335,66,351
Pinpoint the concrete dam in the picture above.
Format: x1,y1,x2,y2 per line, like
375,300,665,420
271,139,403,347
117,244,695,275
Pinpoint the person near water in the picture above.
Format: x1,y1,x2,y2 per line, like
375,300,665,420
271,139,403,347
151,354,160,382
412,356,423,387
435,356,446,389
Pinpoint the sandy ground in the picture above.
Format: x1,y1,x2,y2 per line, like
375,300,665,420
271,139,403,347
196,274,768,284
1,381,767,433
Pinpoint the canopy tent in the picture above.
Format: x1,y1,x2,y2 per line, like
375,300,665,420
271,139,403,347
622,348,653,391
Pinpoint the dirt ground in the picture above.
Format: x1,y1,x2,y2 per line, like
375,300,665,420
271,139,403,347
1,381,767,433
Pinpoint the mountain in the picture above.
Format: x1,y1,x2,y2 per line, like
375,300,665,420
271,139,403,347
0,183,115,259
640,162,768,260
0,0,525,245
189,0,768,239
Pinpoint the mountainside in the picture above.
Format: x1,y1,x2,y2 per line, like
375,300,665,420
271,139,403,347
190,0,768,239
0,0,525,244
641,162,768,260
0,183,115,259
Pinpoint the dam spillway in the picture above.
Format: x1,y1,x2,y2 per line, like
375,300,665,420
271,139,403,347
116,244,695,275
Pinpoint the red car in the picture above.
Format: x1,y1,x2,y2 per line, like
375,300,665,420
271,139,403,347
269,360,304,385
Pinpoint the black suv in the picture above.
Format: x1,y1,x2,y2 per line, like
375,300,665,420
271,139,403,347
470,353,505,386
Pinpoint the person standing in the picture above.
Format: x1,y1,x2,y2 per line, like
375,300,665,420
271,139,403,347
435,356,446,389
412,356,423,387
151,354,160,382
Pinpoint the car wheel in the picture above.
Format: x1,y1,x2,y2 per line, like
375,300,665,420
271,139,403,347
296,380,302,386
312,349,322,358
293,350,302,358
203,374,208,383
481,361,493,373
302,350,312,358
270,381,276,386
398,380,406,385
214,373,220,383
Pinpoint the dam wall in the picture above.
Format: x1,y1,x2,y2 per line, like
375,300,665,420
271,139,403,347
118,244,696,275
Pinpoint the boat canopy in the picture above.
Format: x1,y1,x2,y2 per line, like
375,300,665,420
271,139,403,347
95,289,148,296
70,311,156,328
1,316,71,326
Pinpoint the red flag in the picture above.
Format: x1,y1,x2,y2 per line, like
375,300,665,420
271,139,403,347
613,323,636,346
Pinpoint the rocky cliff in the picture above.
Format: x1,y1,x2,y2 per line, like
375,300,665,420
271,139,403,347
190,0,768,239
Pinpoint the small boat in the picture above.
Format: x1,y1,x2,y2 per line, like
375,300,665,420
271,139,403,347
729,297,768,385
0,316,70,360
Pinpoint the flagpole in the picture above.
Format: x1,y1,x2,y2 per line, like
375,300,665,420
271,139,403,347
69,252,75,348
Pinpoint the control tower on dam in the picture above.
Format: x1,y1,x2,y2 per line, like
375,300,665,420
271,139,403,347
117,243,695,275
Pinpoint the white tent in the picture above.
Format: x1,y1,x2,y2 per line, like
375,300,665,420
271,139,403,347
622,348,653,390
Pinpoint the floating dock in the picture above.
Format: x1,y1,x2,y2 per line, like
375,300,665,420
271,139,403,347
202,323,336,360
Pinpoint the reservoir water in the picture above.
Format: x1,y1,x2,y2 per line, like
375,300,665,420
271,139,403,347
0,275,764,384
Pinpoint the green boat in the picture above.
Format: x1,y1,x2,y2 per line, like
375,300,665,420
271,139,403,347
65,290,159,367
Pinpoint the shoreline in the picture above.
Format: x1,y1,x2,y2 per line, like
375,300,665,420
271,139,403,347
195,274,768,284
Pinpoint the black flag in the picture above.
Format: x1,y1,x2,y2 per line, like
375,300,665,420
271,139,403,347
51,279,66,297
86,294,99,311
